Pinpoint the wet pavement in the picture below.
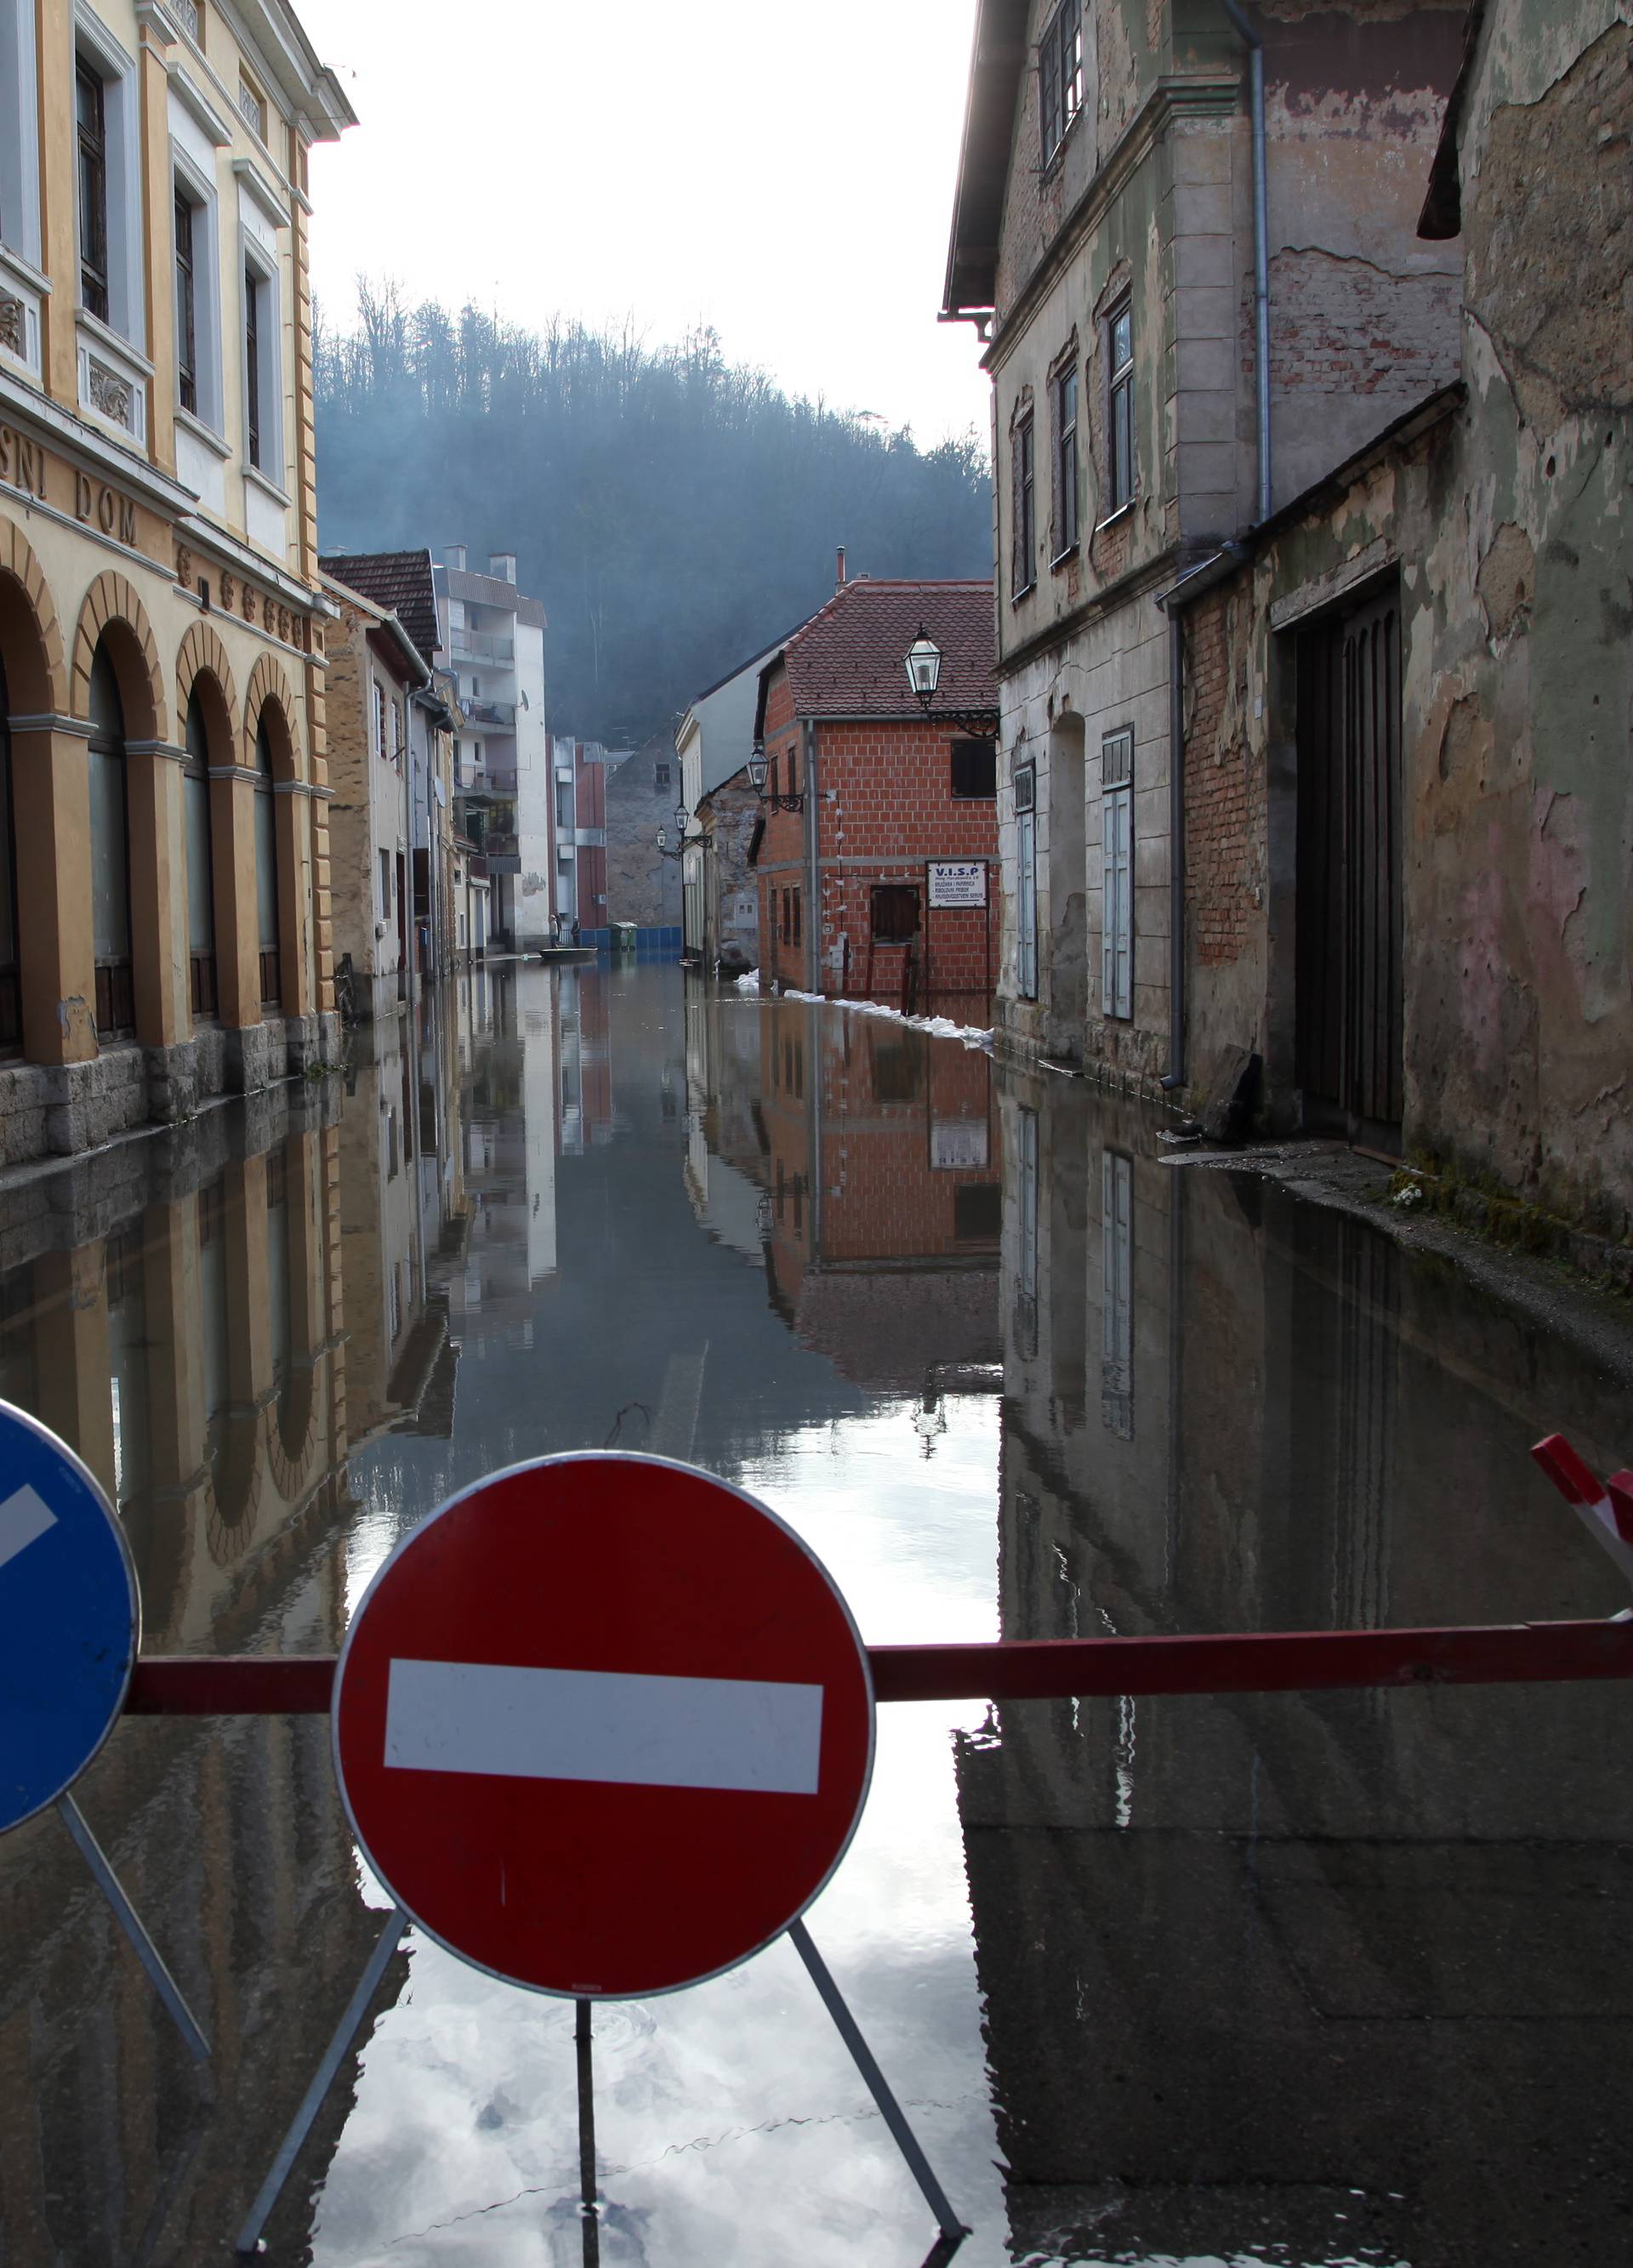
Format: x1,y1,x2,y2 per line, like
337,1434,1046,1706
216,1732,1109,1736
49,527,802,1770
1,960,1630,2266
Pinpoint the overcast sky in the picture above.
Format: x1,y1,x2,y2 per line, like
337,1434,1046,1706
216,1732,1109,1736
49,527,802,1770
294,0,993,448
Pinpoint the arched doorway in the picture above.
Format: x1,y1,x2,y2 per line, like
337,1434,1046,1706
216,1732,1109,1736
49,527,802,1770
0,654,20,1052
88,639,134,1038
183,685,219,1019
254,714,282,1009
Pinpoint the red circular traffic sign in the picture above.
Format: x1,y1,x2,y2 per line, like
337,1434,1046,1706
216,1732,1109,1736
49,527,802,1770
333,1453,874,1998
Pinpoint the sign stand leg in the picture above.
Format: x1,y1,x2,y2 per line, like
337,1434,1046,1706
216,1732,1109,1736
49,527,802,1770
575,1999,601,2266
56,1793,209,2065
788,1918,966,2248
234,1907,408,2257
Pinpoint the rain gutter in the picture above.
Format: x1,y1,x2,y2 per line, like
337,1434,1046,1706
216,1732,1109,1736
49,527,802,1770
1156,543,1252,1092
1220,0,1271,526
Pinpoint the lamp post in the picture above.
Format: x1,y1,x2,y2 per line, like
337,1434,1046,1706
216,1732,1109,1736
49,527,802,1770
902,624,999,740
747,737,804,813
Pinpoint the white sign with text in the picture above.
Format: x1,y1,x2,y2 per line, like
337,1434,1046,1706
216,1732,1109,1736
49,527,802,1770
928,861,987,909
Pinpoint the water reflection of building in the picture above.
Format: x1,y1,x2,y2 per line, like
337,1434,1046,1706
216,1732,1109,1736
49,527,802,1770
958,1065,1633,2262
445,962,567,1350
691,988,1003,1397
0,1084,385,2264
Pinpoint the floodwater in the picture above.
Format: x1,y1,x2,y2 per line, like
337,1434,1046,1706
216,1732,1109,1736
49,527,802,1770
1,961,1630,2268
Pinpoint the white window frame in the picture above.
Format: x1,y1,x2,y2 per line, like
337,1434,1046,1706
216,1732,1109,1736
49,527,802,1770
1101,729,1133,1019
71,4,144,349
372,679,386,760
238,213,283,488
0,0,43,273
170,142,224,432
1014,761,1038,1001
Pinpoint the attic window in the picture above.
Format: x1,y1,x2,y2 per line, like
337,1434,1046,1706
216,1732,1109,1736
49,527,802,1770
1039,0,1084,166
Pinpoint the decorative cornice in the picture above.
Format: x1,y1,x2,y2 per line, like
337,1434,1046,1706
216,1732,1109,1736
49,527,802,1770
8,713,92,738
126,737,188,764
233,158,289,230
167,63,232,146
983,71,1243,375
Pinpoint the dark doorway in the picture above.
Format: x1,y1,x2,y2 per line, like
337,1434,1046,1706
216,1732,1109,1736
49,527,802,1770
1294,583,1403,1148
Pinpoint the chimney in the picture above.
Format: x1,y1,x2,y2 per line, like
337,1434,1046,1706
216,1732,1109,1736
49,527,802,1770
835,545,846,591
490,551,517,584
443,543,466,571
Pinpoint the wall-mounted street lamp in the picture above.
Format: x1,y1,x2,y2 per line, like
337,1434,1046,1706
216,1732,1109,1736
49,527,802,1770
747,738,804,813
902,623,999,740
657,805,701,861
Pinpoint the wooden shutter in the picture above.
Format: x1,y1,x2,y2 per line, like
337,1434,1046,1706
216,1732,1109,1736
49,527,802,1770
1101,784,1132,1017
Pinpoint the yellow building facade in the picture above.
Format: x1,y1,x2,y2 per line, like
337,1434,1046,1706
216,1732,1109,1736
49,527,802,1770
0,0,352,1162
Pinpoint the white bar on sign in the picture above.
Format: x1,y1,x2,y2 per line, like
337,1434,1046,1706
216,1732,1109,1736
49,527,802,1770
384,1657,825,1795
0,1484,57,1574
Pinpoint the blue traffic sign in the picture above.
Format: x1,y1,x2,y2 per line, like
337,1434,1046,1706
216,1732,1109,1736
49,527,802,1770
0,1400,139,1835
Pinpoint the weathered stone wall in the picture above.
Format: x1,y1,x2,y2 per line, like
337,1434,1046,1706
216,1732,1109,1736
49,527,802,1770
602,736,682,931
1179,5,1632,1244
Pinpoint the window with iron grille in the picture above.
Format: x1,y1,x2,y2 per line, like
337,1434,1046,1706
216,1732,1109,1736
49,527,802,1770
1010,411,1035,598
77,61,109,321
871,884,920,943
174,189,197,413
1038,0,1084,165
183,687,218,1019
1107,299,1135,513
950,738,997,799
1053,361,1078,554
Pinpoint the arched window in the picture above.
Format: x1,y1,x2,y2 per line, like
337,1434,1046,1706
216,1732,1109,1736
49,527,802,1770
0,655,20,1050
88,639,134,1037
254,714,281,1007
183,686,217,1017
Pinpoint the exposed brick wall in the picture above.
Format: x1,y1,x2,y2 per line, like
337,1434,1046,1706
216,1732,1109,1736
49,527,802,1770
753,661,1001,1004
1182,582,1263,971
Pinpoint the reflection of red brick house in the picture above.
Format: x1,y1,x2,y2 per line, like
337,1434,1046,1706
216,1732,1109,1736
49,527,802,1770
754,1000,1001,1390
754,579,999,1009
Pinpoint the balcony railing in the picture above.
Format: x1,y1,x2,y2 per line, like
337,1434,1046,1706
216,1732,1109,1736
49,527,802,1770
464,699,515,730
449,627,515,666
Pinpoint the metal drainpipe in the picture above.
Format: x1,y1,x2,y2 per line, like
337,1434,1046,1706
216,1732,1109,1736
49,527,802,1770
1161,2,1266,1097
1161,610,1186,1092
803,719,820,994
1220,0,1271,524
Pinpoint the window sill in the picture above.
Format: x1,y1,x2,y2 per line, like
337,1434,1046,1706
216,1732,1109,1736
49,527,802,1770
243,460,291,507
76,305,154,378
1010,580,1038,606
0,241,49,298
1095,500,1137,533
1037,103,1084,184
176,403,230,459
1050,542,1078,571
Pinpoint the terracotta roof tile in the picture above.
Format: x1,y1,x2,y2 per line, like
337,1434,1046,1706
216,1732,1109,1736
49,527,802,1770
319,549,439,671
773,579,997,722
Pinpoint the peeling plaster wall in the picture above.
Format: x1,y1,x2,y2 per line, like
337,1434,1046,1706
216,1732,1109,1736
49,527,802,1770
1181,5,1633,1244
984,0,1466,1082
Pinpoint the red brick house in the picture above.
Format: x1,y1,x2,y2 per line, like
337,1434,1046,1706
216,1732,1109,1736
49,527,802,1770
753,578,999,1009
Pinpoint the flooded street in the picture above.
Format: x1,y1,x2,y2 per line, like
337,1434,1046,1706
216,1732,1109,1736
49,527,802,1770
2,962,1630,2267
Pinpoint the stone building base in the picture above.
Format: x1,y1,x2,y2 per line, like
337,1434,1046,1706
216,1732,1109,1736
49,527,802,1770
0,1011,343,1168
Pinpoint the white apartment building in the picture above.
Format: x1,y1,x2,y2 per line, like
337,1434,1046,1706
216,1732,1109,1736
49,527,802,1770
433,546,551,948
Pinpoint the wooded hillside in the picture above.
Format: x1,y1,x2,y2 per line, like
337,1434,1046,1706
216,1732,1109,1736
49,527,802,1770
314,290,993,745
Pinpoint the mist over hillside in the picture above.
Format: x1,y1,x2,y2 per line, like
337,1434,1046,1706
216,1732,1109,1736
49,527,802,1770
313,287,993,746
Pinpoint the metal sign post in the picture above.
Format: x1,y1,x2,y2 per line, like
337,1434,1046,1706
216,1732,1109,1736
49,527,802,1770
235,1453,964,2255
0,1400,208,2063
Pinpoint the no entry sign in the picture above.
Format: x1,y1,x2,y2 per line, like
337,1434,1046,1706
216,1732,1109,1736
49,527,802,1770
0,1400,139,1834
333,1454,874,1998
